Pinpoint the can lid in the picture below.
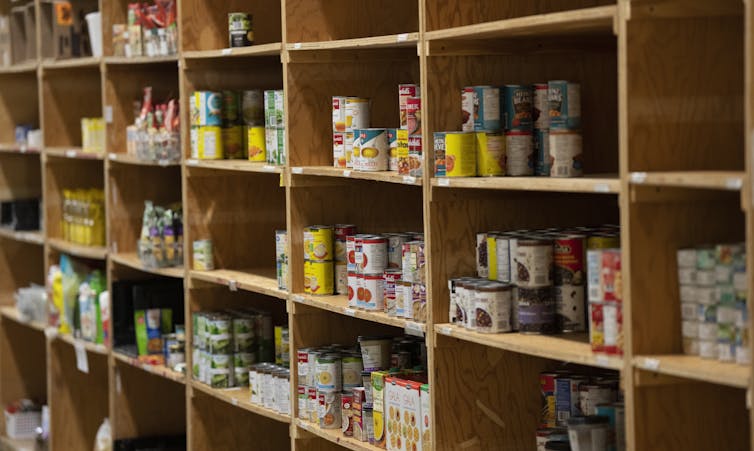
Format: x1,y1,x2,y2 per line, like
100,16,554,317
567,415,610,426
544,441,571,451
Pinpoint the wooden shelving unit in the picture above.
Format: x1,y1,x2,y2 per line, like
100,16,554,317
0,0,751,450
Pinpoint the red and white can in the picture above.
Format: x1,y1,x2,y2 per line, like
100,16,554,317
308,387,318,423
336,262,348,295
342,392,354,436
333,132,346,168
408,135,423,177
386,234,409,269
601,249,622,302
297,349,310,385
346,236,357,272
361,235,388,274
461,87,475,132
384,269,402,315
332,96,347,132
407,96,421,136
347,271,358,308
399,84,419,130
362,274,385,311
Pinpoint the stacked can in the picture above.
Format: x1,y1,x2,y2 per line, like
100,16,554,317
548,81,582,178
190,91,224,159
219,90,246,159
352,235,388,311
249,363,290,414
264,90,286,165
241,89,267,162
399,239,427,321
332,96,370,169
461,86,506,176
276,230,288,291
334,225,357,295
587,245,623,356
532,83,550,176
404,85,423,177
503,84,534,176
304,225,335,296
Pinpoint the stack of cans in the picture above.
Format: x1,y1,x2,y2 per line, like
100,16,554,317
332,96,370,169
547,81,582,178
304,225,335,295
264,89,286,166
503,84,534,176
587,247,623,356
275,230,288,291
249,363,290,414
190,91,224,159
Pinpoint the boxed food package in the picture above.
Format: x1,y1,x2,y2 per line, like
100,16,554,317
371,371,389,448
385,377,423,451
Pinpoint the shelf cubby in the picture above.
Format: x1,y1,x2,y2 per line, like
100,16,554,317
0,235,43,299
0,72,38,146
0,152,41,204
40,66,102,149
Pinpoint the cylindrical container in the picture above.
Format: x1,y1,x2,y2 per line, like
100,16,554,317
548,81,581,129
241,90,263,125
247,125,266,161
335,262,348,295
554,235,586,332
362,274,385,311
476,131,506,176
579,383,617,416
192,91,222,126
407,96,422,136
361,236,388,274
517,286,556,334
433,131,447,177
387,234,408,269
303,225,334,261
534,128,550,176
222,125,245,159
298,385,308,420
228,13,253,47
346,97,369,131
342,354,364,389
461,87,475,132
567,415,609,451
444,131,477,177
399,84,419,130
359,128,389,171
197,126,223,159
468,85,502,131
495,234,512,282
601,250,621,302
308,387,318,423
222,90,240,125
550,130,583,177
504,85,533,131
332,96,347,132
555,375,588,425
296,349,310,386
356,273,366,308
533,83,549,129
192,239,214,270
536,429,569,451
352,129,362,170
506,130,534,175
316,353,342,392
190,126,199,158
304,260,334,296
384,269,402,316
516,239,554,287
540,372,558,428
387,128,399,171
474,282,513,333
319,391,342,429
347,271,358,307
486,234,498,282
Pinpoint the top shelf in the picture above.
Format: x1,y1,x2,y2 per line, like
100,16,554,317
286,33,419,51
183,43,283,61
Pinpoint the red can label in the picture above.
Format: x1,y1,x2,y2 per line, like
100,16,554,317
399,84,419,130
407,96,422,136
601,249,622,302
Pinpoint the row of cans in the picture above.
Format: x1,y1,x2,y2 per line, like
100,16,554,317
193,348,256,388
192,310,274,359
276,230,289,291
587,249,623,356
461,82,580,132
248,363,291,415
333,127,423,176
189,124,271,160
190,90,274,127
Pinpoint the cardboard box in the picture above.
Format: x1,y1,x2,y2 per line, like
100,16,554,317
371,371,389,448
420,384,431,451
385,377,423,451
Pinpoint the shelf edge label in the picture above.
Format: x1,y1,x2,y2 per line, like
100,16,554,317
74,341,89,373
404,321,424,337
629,172,647,184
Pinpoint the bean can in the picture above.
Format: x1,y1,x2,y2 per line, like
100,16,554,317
549,130,583,177
303,225,334,261
505,130,533,176
532,83,549,129
445,131,477,177
399,84,419,130
433,132,446,177
247,126,266,161
548,81,581,129
228,13,253,47
554,235,586,332
516,239,554,287
534,128,550,176
476,131,506,176
319,391,342,429
333,96,347,132
407,96,421,136
304,260,334,295
504,85,533,131
387,128,399,171
518,286,556,334
359,128,389,171
474,282,513,333
346,97,370,131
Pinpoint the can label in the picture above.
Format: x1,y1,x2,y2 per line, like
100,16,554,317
445,132,477,177
228,13,253,47
298,385,308,420
555,376,587,426
346,97,369,131
516,240,553,287
474,287,512,333
517,287,556,334
476,132,506,176
359,128,389,171
345,132,355,168
192,91,222,126
399,84,419,130
387,128,399,171
303,226,334,261
601,250,621,302
532,83,549,129
190,127,199,158
241,90,263,125
550,130,583,177
333,96,347,132
476,233,489,278
318,391,342,429
346,236,357,272
352,129,362,170
304,260,334,295
604,301,622,355
264,90,284,127
247,126,266,161
397,129,410,175
548,81,581,129
361,236,388,274
387,235,408,268
384,269,402,315
495,235,511,282
534,129,550,176
504,85,533,130
408,135,423,177
198,126,223,159
222,126,244,159
333,132,346,167
221,91,240,125
554,235,586,332
363,274,385,311
335,262,348,295
342,393,354,436
590,301,605,352
461,87,475,132
433,132,446,177
347,271,358,307
540,372,558,427
474,86,502,131
505,131,533,176
407,96,421,136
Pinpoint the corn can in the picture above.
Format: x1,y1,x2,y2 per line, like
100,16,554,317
505,130,533,175
548,81,581,129
246,126,266,161
503,85,533,131
549,129,583,177
192,91,223,126
433,132,446,177
333,96,347,132
399,84,419,130
445,131,476,177
359,128,389,171
333,132,346,167
534,129,550,176
222,125,245,159
476,131,506,176
346,97,369,131
387,128,399,171
197,126,223,159
532,83,549,129
305,260,334,295
397,129,410,175
303,225,334,261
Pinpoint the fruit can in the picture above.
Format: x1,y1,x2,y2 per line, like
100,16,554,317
461,87,476,132
516,239,554,288
333,96,347,132
303,225,334,261
476,131,506,176
406,96,421,136
397,129,410,175
532,83,549,129
387,128,399,171
361,235,388,274
399,84,419,130
192,91,222,126
192,239,214,270
336,262,348,295
548,80,581,129
304,260,334,296
342,392,354,436
433,132,446,177
359,128,389,171
444,131,477,177
222,125,245,159
471,85,502,131
408,135,423,177
346,97,370,131
197,126,223,159
228,12,253,47
503,85,533,131
345,132,355,168
534,128,550,176
505,130,533,176
241,89,264,125
554,235,586,332
550,129,583,177
247,125,266,161
474,281,513,333
319,390,342,429
517,286,556,334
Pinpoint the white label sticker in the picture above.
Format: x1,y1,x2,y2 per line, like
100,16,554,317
439,326,453,336
726,177,743,190
404,321,424,337
595,355,610,367
403,175,417,184
438,178,450,187
44,327,57,340
292,167,304,174
158,159,170,167
231,398,239,406
642,357,660,371
344,308,356,317
397,33,409,42
292,295,305,304
263,165,276,172
104,106,113,123
343,170,352,178
221,48,233,56
187,159,199,166
108,153,117,160
228,280,238,292
115,368,122,394
630,172,647,184
74,341,89,373
66,149,77,158
593,183,610,193
293,43,302,49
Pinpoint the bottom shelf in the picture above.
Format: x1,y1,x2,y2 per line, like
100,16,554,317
296,419,382,451
190,381,291,424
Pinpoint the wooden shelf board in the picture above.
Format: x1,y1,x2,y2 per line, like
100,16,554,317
191,380,291,424
286,33,419,51
291,166,422,186
189,268,287,300
435,323,623,370
292,293,427,332
48,238,108,260
185,159,283,174
296,419,382,451
54,332,108,355
629,171,746,191
110,252,184,279
45,147,105,160
0,143,41,155
103,55,179,65
0,228,44,245
112,351,186,384
431,174,620,193
107,153,180,167
182,43,283,60
425,6,617,41
41,57,101,69
0,435,36,451
0,306,47,333
633,354,750,389
0,60,38,74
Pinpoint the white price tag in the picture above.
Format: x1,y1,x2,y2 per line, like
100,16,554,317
343,170,352,178
115,368,122,394
44,327,57,340
726,177,743,190
438,178,450,187
19,145,26,153
108,153,117,160
642,357,660,371
293,43,302,49
593,183,610,193
104,106,113,123
263,165,276,172
629,172,647,184
228,280,238,292
403,175,417,184
404,321,424,337
292,295,306,304
292,167,304,174
397,33,409,42
595,355,610,367
221,48,233,56
231,398,239,406
66,149,77,158
439,326,453,336
74,341,89,373
187,159,199,166
344,308,356,317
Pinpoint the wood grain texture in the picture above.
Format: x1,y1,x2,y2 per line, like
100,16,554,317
40,67,103,147
0,73,39,143
0,235,44,300
181,0,281,52
100,0,129,57
43,157,104,240
0,152,41,200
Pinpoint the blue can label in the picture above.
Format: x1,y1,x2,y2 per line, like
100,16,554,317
548,81,581,129
433,132,446,177
504,85,533,131
473,86,502,131
534,129,550,176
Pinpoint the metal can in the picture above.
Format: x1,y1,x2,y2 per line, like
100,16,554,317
308,387,318,423
555,375,588,426
333,96,347,132
222,125,244,159
241,90,263,125
444,131,477,177
505,130,533,176
228,12,253,47
387,234,408,269
601,249,621,302
342,354,364,389
604,300,623,355
398,280,412,318
410,283,427,321
536,429,569,451
264,90,284,127
362,274,385,311
361,235,388,274
305,260,334,295
335,262,348,295
461,87,475,132
579,383,617,416
548,81,581,129
335,224,357,242
476,131,506,176
190,126,199,158
346,97,369,131
532,83,549,129
384,269,402,315
352,129,362,170
399,84,419,130
534,128,550,176
408,135,423,177
433,131,446,177
550,129,583,177
192,91,222,126
554,235,586,332
356,273,366,309
474,282,513,333
296,349,310,386
221,90,240,125
503,85,533,131
345,131,355,168
476,233,489,278
517,286,556,334
406,96,421,136
359,128,389,171
316,353,342,392
397,129,410,175
494,234,512,282
589,301,605,352
303,225,334,262
471,85,502,131
197,126,223,159
346,236,358,272
192,239,214,270
319,390,342,429
331,132,346,167
246,125,266,161
387,128,399,171
516,239,554,287
342,392,354,436
588,234,620,250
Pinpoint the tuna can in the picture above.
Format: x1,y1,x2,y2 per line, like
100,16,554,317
407,96,421,136
342,392,354,436
433,131,446,177
533,83,549,129
304,260,334,295
336,262,348,295
549,130,583,177
504,85,533,131
192,239,214,270
516,239,554,287
222,125,244,159
554,235,586,332
316,353,342,391
359,128,389,171
197,126,223,159
397,129,410,175
399,84,419,130
476,131,506,176
246,126,266,161
303,225,334,261
473,85,502,131
319,391,342,429
333,96,347,132
534,129,550,176
241,90,263,125
461,87,476,132
474,282,513,333
517,286,556,334
228,13,253,47
387,128,399,171
444,131,477,177
361,235,388,274
345,132,355,168
342,354,364,389
192,91,222,126
346,97,370,131
548,81,581,129
308,387,318,423
506,130,534,176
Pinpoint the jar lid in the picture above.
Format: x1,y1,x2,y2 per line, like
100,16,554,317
567,415,610,426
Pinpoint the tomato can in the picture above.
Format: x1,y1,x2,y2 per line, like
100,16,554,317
361,235,388,274
333,132,346,167
197,126,223,159
359,128,389,171
362,274,385,311
342,392,354,436
461,87,476,132
533,83,549,129
222,125,245,159
356,273,366,308
333,96,347,132
444,131,477,177
476,131,506,176
505,130,533,176
347,271,359,307
387,128,399,171
346,236,358,272
550,129,583,177
433,132,446,177
304,260,334,295
397,129,410,175
246,125,266,161
408,135,423,177
534,128,550,176
407,96,421,136
241,89,264,125
516,239,554,287
548,81,581,129
517,286,556,334
192,91,222,126
346,97,369,131
303,225,334,262
399,84,419,130
503,85,533,131
319,390,342,429
336,262,348,295
554,235,586,332
470,85,502,131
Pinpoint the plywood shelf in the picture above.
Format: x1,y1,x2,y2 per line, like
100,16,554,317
0,228,44,245
103,55,179,65
0,143,40,154
107,153,180,167
290,166,422,186
629,171,746,191
0,436,36,451
48,238,108,260
186,159,283,174
41,57,101,70
182,43,283,60
190,381,290,424
286,33,419,51
431,174,620,193
53,332,108,355
110,253,184,279
112,351,186,384
0,306,46,333
295,419,382,451
0,61,38,74
435,323,623,370
633,354,750,389
45,147,105,160
189,268,286,300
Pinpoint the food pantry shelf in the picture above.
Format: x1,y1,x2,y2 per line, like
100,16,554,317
0,435,35,451
107,153,181,167
434,323,623,371
112,351,185,385
45,147,105,161
0,143,40,154
633,354,750,389
182,43,283,60
0,228,44,245
53,332,108,355
103,55,179,65
0,60,38,74
295,419,382,451
0,306,46,333
430,174,620,193
190,381,290,424
286,33,420,51
41,57,102,70
189,268,287,300
629,171,746,191
48,238,108,260
185,159,283,174
110,253,184,279
290,166,422,186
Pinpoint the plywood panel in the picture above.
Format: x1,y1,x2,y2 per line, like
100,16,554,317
43,157,104,240
0,73,39,143
41,67,103,148
0,237,44,300
181,0,281,52
0,153,41,200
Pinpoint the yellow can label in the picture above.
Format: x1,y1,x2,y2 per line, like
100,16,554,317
198,126,223,159
303,226,334,261
396,129,410,174
247,126,267,161
486,234,497,281
476,132,506,176
304,260,334,295
445,132,476,177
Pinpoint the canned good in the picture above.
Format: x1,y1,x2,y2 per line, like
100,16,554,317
319,391,342,429
192,91,222,126
548,81,581,129
347,272,358,307
534,129,550,176
549,130,583,177
603,301,623,355
554,235,586,332
601,250,621,302
298,385,308,420
516,239,554,287
342,354,364,389
506,130,533,176
333,96,347,132
190,126,199,158
384,269,402,316
316,354,343,391
433,132,446,177
352,129,362,170
246,125,266,161
346,97,369,131
504,85,533,131
304,225,334,261
241,90,263,125
444,131,477,177
517,286,556,334
579,383,617,416
209,368,231,388
304,260,334,295
470,86,502,131
387,129,399,171
345,132,355,168
533,83,549,129
387,234,408,269
555,375,588,425
197,126,223,159
476,131,506,176
228,12,253,47
589,301,605,352
192,239,214,270
399,84,419,130
222,125,244,159
397,129,410,175
264,90,285,127
540,372,558,427
474,282,513,333
361,235,388,274
359,128,389,171
408,135,423,177
362,274,385,311
476,233,489,278
406,96,421,136
265,126,285,165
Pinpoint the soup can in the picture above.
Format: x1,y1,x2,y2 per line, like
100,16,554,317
303,225,334,261
532,83,549,129
433,132,446,177
241,89,263,125
222,125,245,159
408,135,423,177
359,128,389,171
384,269,402,315
298,385,308,420
399,84,419,130
534,129,550,176
342,392,354,436
352,129,362,170
550,130,583,177
356,273,366,308
246,126,266,161
308,387,319,423
316,353,342,391
407,96,422,136
445,131,477,177
516,239,554,287
304,260,334,296
362,274,385,311
361,235,388,274
505,130,533,176
503,85,533,131
517,286,556,334
333,96,347,132
345,131,355,168
397,129,410,175
387,234,409,268
548,81,581,129
333,132,346,167
387,128,399,171
346,97,370,131
476,131,506,176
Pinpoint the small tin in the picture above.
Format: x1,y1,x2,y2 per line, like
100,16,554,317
548,81,581,129
228,13,253,47
506,130,534,176
476,131,506,176
407,96,422,136
504,85,533,131
362,274,385,311
346,97,370,131
303,225,334,262
222,125,244,159
433,131,446,177
333,96,347,132
304,260,334,296
554,235,586,332
408,135,423,177
247,125,266,161
192,239,214,270
387,128,399,171
399,84,419,130
549,129,583,177
534,128,550,176
222,91,240,125
359,128,389,171
197,126,223,159
532,83,549,129
444,131,477,177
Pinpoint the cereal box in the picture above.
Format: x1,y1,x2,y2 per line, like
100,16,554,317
386,377,423,451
